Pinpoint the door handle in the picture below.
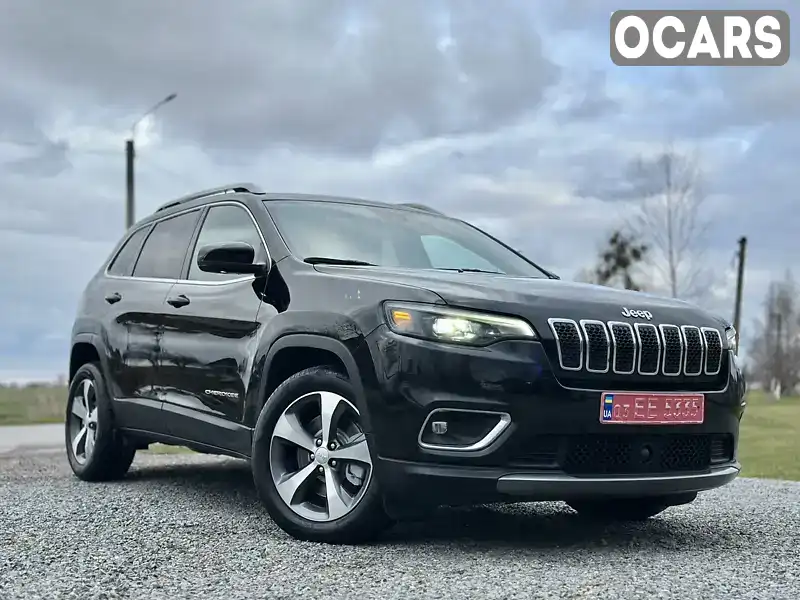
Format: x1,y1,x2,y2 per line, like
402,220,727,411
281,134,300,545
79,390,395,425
167,294,190,308
104,292,122,304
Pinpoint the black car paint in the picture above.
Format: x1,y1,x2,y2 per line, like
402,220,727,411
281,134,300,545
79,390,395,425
70,191,744,511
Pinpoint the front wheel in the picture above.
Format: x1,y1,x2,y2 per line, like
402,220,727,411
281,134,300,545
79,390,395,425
251,366,390,544
566,493,696,521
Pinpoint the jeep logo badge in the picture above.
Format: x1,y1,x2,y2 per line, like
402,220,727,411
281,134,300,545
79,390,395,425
621,307,653,320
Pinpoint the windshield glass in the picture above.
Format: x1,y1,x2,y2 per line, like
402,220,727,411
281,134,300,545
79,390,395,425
265,200,549,278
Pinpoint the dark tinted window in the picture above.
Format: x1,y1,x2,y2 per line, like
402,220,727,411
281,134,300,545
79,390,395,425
132,210,200,279
188,205,265,281
265,200,548,278
107,226,150,276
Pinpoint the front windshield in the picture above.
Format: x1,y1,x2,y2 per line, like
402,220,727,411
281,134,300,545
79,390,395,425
265,200,549,278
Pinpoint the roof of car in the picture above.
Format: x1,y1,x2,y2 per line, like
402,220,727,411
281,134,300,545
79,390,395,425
139,184,447,226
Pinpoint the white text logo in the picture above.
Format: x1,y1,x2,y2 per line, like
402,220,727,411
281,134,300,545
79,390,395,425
611,10,789,66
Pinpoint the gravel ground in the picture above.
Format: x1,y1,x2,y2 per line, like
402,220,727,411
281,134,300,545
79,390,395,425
1,451,798,600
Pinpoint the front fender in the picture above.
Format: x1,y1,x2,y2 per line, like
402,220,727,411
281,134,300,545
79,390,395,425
245,332,379,434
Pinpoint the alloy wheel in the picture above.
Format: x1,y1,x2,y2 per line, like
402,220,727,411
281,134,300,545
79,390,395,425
269,391,373,522
68,379,99,465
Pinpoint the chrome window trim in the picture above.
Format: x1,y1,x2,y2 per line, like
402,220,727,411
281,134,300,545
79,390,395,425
104,199,271,287
417,408,511,452
548,318,583,371
634,322,661,376
701,326,723,376
659,324,683,377
608,321,636,375
681,325,705,377
579,319,610,374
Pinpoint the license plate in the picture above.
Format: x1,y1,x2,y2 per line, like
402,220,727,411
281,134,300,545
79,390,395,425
599,392,705,425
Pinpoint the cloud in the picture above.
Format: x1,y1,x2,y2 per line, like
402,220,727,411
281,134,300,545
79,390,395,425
0,1,797,380
0,0,558,157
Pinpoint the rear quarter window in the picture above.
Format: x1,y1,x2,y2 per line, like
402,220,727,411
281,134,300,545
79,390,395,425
107,226,150,277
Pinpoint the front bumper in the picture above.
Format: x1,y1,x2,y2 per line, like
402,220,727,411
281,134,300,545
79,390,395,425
496,464,740,498
376,457,740,506
357,325,746,506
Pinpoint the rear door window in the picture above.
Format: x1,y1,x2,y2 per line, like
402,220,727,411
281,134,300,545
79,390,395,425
132,210,201,280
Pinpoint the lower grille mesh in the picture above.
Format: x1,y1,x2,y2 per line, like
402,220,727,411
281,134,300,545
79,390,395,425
511,433,734,475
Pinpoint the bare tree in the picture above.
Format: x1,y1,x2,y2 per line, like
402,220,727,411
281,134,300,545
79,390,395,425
747,271,800,397
625,144,714,301
576,230,649,291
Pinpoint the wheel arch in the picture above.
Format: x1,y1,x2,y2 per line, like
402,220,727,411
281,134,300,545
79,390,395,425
250,334,372,433
69,334,105,383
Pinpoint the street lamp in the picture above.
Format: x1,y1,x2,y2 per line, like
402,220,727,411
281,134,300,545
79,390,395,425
125,93,177,229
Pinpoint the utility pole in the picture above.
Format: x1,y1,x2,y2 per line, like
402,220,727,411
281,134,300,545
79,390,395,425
732,236,747,355
775,312,783,398
125,93,177,229
125,139,135,229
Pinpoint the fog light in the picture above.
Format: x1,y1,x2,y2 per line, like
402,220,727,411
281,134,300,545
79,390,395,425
418,408,511,452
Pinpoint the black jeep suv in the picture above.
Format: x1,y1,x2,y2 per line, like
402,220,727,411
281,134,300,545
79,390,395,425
66,182,745,543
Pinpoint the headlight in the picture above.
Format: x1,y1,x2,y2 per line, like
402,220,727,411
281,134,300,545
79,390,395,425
726,326,738,354
384,301,536,346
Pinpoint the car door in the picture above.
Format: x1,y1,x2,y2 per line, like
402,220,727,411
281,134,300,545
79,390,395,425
97,223,155,407
109,209,203,429
158,202,268,451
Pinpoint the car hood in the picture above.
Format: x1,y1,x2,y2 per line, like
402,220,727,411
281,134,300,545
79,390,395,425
313,265,728,329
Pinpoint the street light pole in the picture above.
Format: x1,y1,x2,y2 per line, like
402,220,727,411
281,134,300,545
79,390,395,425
125,93,177,229
732,236,747,355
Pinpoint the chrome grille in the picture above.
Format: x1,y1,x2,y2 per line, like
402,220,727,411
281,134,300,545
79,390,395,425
548,318,583,371
681,326,704,376
635,323,660,375
608,321,636,374
580,320,610,373
548,319,726,377
659,324,683,376
702,327,723,375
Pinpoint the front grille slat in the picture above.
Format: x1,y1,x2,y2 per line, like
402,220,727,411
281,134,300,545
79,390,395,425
608,321,636,375
548,318,583,371
549,318,726,380
635,323,661,375
681,326,704,376
702,327,723,375
659,324,683,376
580,320,610,373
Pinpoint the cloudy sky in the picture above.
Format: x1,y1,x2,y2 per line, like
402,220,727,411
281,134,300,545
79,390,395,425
0,0,797,381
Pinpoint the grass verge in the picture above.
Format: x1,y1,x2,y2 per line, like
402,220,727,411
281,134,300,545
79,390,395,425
738,391,800,480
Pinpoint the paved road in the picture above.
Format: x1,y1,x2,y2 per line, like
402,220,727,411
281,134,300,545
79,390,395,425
0,423,63,455
1,448,798,600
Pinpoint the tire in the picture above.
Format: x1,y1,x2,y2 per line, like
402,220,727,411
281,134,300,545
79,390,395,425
566,493,696,522
65,362,136,481
251,366,391,544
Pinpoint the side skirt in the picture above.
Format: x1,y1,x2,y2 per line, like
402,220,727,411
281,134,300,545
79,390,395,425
120,428,250,460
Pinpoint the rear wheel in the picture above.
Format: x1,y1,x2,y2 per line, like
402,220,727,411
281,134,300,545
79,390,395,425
65,362,136,481
566,493,696,521
251,366,390,544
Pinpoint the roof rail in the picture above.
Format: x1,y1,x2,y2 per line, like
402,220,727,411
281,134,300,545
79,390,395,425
155,182,264,212
398,202,446,216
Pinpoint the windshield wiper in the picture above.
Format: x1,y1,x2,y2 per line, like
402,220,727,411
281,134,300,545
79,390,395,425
437,267,504,275
303,256,377,266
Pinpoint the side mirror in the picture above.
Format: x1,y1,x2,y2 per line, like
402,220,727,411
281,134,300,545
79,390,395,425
197,242,267,276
